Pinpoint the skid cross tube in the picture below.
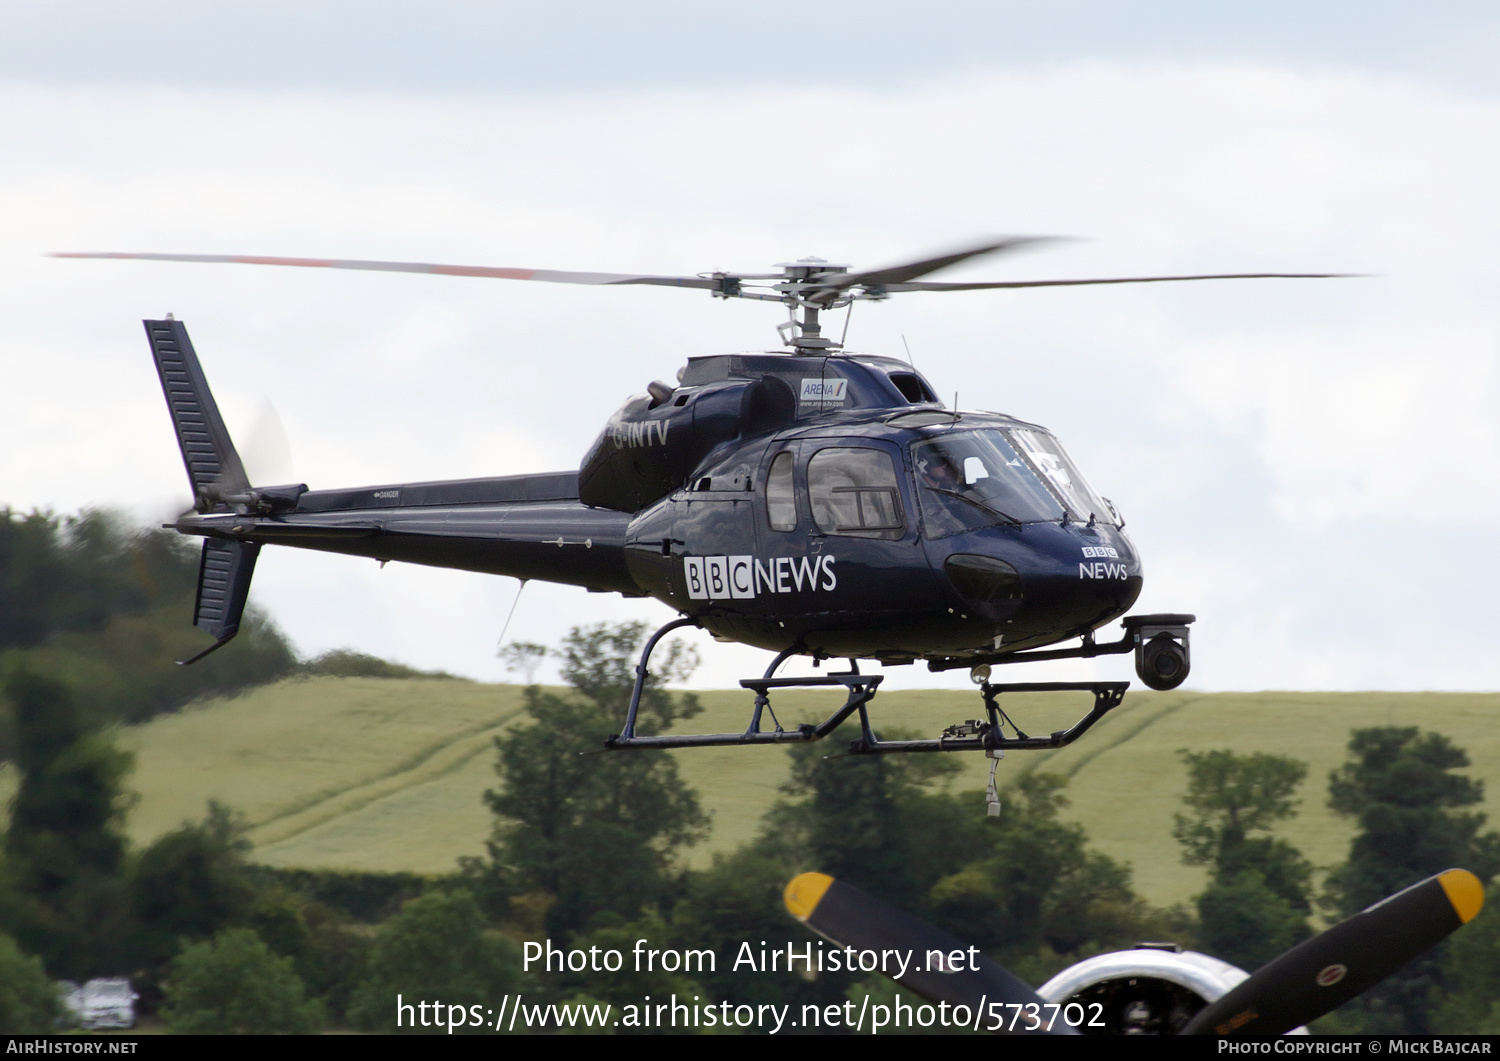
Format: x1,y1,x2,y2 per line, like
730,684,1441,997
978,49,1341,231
606,671,884,751
844,681,1128,755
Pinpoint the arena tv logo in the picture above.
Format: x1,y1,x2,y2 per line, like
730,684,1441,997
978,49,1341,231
683,555,837,600
799,378,848,405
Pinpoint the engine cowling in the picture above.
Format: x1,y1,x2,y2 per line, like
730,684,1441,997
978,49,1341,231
577,376,796,512
577,352,944,513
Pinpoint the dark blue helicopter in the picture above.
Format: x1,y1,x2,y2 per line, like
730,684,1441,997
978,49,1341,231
61,238,1337,758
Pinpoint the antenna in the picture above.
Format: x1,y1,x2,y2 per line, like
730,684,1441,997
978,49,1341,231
496,578,528,651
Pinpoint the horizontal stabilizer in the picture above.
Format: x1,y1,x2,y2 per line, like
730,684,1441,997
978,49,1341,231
181,537,260,665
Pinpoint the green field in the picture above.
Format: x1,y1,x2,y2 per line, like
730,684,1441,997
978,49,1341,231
3,679,1497,909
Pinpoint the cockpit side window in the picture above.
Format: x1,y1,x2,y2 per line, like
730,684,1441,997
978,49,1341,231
766,451,796,531
808,448,905,540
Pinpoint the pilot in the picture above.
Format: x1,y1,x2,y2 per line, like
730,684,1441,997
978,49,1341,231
915,453,977,538
917,455,963,493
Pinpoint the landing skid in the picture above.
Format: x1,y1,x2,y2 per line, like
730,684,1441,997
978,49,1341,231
603,617,1130,756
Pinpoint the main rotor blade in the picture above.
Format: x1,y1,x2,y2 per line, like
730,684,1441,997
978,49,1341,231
882,271,1352,292
783,871,1070,1034
49,252,721,290
831,235,1060,289
1181,868,1484,1036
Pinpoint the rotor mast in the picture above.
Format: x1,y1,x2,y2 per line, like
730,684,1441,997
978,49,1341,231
773,257,852,353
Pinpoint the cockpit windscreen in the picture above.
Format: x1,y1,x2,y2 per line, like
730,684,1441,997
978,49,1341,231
1005,427,1113,526
911,428,1113,538
912,430,1062,537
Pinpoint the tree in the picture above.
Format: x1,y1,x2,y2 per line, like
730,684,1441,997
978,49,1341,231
1326,728,1500,914
759,734,1175,981
560,912,710,1034
758,724,967,912
1433,879,1500,1032
1322,727,1500,1033
347,890,523,1034
1172,749,1314,970
554,622,700,727
928,773,1159,971
0,931,63,1034
1173,749,1307,865
160,927,322,1034
301,648,458,680
470,623,709,937
667,847,825,1010
127,801,258,977
0,507,297,736
1193,872,1311,972
0,508,82,651
1,667,134,978
497,641,548,685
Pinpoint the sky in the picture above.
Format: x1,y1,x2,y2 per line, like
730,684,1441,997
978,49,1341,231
1,2,1497,693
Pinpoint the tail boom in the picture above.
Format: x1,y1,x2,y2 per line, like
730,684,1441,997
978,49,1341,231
172,492,636,594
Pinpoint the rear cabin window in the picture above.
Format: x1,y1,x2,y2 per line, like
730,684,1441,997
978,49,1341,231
766,451,796,531
808,448,905,540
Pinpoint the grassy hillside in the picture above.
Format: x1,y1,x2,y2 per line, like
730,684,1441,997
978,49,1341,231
0,676,529,875
3,679,1496,908
671,687,1500,907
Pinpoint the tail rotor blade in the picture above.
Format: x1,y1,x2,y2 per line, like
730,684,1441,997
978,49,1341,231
239,397,295,486
783,872,1071,1034
1181,868,1484,1036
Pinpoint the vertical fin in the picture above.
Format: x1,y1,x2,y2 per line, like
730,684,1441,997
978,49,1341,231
143,319,249,509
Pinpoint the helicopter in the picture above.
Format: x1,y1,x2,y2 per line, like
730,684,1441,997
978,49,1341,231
59,238,1340,758
784,866,1484,1035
